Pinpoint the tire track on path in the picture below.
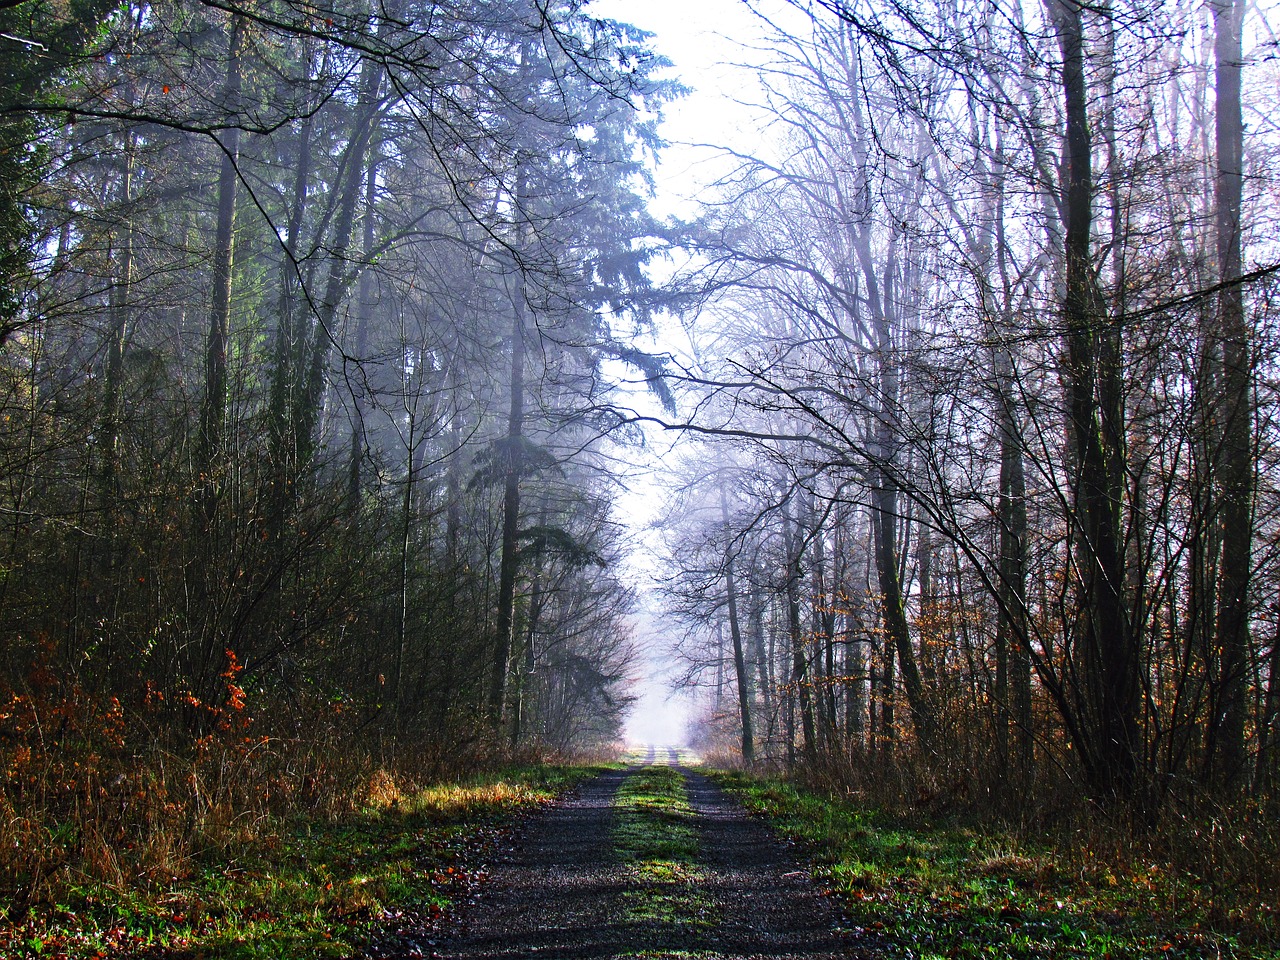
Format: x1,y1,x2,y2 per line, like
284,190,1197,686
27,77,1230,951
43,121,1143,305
418,752,865,959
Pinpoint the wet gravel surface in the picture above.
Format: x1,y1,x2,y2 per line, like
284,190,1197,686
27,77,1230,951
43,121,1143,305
418,751,870,960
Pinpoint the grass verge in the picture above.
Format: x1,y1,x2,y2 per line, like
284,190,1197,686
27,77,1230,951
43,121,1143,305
612,766,714,931
0,764,593,959
715,772,1276,960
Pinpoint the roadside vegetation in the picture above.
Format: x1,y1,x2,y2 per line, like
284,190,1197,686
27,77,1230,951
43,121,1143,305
0,765,591,959
717,771,1278,960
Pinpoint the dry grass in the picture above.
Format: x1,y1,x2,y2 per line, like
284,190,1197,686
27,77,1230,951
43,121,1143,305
0,659,512,917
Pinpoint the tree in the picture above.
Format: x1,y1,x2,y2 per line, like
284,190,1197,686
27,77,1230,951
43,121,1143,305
654,0,1280,812
0,0,121,334
1206,0,1250,789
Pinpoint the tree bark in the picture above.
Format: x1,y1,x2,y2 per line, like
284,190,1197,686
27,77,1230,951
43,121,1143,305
996,343,1033,782
1048,0,1141,802
196,16,245,512
267,65,313,536
292,16,390,480
1207,0,1251,790
783,501,817,760
872,466,934,750
99,128,135,524
348,153,379,513
1257,617,1280,791
721,489,755,764
749,579,774,751
489,264,527,726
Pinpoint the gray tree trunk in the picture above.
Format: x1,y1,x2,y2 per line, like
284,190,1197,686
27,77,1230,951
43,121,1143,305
489,264,527,726
196,17,245,511
721,489,755,764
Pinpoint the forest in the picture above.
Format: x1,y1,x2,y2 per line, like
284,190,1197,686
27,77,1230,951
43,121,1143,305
1,0,1279,950
663,0,1279,804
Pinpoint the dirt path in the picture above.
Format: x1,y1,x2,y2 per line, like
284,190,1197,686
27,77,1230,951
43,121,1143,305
416,753,868,960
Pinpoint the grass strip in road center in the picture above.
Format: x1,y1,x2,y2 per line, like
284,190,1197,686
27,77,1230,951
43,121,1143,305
612,766,715,932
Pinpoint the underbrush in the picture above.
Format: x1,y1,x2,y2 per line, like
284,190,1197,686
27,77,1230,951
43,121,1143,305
715,771,1279,960
0,647,594,957
0,760,589,959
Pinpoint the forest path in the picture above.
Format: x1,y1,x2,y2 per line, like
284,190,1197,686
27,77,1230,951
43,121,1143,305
416,748,866,960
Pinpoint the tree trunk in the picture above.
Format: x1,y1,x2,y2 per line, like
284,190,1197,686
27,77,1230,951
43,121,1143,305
489,267,527,726
267,69,314,537
809,495,839,748
783,502,817,759
749,579,774,752
348,153,379,513
514,550,546,749
99,129,135,526
865,292,934,750
721,490,755,764
292,19,389,479
872,470,933,750
393,397,418,729
1256,616,1280,791
196,16,245,512
1048,0,1141,803
446,364,464,564
1207,0,1251,791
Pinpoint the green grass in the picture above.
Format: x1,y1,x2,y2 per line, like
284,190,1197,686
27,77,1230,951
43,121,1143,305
0,764,594,959
715,772,1277,960
612,766,715,929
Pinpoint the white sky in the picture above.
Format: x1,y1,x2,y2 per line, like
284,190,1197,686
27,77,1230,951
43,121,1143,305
590,0,779,216
587,0,777,747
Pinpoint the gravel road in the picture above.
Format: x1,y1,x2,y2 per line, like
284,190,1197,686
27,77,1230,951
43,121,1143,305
417,751,870,960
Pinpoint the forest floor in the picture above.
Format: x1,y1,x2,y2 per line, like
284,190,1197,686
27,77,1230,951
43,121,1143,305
3,752,1273,958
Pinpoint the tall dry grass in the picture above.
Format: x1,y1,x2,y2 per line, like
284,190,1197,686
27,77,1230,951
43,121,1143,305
0,645,499,915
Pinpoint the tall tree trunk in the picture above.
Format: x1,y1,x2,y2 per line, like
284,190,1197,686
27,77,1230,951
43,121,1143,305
866,294,934,751
721,490,755,764
871,469,933,750
847,626,866,748
348,153,378,513
393,397,419,729
848,188,934,753
1207,0,1250,790
750,579,774,752
992,128,1036,790
1048,0,1141,803
267,73,314,537
713,622,726,712
513,548,545,749
196,16,245,513
783,502,817,760
292,18,389,479
99,129,135,527
489,268,527,726
996,344,1034,783
809,494,839,747
1256,617,1280,791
